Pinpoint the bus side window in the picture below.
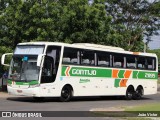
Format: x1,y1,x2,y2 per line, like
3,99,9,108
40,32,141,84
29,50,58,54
62,57,70,63
63,47,79,64
137,57,146,69
146,57,156,70
71,58,78,63
81,50,94,66
126,55,136,69
113,54,124,68
97,52,110,67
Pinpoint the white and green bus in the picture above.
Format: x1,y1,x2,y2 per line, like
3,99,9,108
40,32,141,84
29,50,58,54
1,42,158,101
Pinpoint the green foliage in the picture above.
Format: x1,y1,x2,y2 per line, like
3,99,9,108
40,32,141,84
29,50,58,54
147,49,160,64
0,0,113,47
0,0,159,51
104,0,160,51
0,46,12,73
125,102,160,111
56,0,112,45
0,0,159,74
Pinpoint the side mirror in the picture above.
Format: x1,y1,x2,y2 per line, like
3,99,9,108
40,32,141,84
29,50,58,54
1,53,13,66
37,54,45,67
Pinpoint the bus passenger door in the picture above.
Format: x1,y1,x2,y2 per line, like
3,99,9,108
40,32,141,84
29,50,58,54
39,56,55,96
39,46,61,96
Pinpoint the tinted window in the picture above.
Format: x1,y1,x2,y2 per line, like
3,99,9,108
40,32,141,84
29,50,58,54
113,54,124,68
63,47,79,64
137,56,146,69
126,55,136,69
146,57,156,70
97,52,110,67
41,46,61,83
41,56,54,83
81,50,94,65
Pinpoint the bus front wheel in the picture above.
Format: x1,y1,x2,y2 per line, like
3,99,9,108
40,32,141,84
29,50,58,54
60,85,72,102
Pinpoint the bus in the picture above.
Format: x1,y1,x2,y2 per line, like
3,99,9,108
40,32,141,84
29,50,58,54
1,42,158,102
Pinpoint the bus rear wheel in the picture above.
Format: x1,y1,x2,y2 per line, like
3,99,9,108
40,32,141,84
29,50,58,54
60,85,72,102
126,86,135,100
133,86,143,100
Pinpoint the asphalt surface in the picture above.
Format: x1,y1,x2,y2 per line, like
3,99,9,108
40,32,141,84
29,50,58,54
0,92,160,120
0,94,160,111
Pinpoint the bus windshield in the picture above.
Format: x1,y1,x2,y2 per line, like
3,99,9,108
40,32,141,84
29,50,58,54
9,56,39,81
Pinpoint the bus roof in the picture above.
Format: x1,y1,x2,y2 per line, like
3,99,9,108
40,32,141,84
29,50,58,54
18,42,157,57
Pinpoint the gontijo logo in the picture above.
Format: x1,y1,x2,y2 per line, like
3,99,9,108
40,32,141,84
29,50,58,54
65,66,97,76
72,69,96,76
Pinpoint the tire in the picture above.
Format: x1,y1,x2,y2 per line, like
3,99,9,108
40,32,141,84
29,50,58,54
126,86,134,100
60,86,72,102
133,87,143,100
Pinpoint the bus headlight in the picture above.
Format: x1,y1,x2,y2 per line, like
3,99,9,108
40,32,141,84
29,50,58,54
29,84,40,88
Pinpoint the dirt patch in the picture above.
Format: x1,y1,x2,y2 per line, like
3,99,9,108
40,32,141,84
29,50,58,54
0,92,14,98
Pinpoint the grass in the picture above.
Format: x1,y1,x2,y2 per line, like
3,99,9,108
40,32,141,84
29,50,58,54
125,103,160,111
123,103,160,120
91,103,160,119
122,118,151,120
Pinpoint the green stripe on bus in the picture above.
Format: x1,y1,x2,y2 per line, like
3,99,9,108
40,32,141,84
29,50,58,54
114,79,121,87
133,71,138,78
133,71,158,79
62,66,112,77
8,79,12,85
8,79,38,85
62,66,158,80
118,70,125,78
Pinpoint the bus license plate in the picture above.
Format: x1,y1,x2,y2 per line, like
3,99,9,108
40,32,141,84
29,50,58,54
17,90,22,93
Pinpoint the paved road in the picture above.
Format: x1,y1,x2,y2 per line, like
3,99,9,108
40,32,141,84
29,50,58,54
0,93,160,111
0,94,160,111
0,93,160,120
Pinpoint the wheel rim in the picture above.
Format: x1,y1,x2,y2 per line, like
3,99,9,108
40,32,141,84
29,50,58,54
61,87,70,99
60,86,73,102
136,88,143,98
126,87,134,100
127,91,132,99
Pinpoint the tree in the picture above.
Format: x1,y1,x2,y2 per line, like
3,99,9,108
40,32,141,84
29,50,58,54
104,0,160,51
0,0,13,74
0,0,113,47
0,0,159,52
148,49,160,64
56,0,112,45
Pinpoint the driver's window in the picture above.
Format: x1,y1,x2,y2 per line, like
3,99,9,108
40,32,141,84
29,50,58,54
41,56,54,83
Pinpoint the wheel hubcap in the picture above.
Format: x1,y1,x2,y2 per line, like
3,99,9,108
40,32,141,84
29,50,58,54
62,89,69,98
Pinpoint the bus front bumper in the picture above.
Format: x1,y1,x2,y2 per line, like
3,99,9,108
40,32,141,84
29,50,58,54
7,86,40,97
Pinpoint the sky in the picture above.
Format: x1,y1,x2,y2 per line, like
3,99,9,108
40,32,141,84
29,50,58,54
88,0,160,50
142,0,160,50
147,35,160,50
